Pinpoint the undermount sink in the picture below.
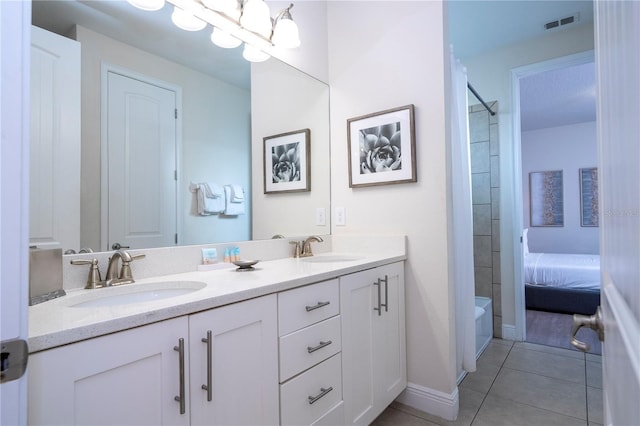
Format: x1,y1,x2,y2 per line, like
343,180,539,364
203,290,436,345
68,281,206,308
301,255,362,263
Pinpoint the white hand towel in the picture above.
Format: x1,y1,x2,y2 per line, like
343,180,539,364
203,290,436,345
193,183,224,215
223,185,245,215
230,185,244,202
202,184,224,214
204,182,223,199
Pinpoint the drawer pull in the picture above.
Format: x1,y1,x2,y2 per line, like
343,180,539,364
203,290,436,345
308,386,333,405
307,340,332,354
305,301,330,312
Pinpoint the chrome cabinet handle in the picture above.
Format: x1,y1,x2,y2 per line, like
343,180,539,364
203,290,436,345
201,330,213,402
305,301,330,312
307,340,332,354
308,386,333,405
373,280,382,316
381,275,389,312
173,338,186,414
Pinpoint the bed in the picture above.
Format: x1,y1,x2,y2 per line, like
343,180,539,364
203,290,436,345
524,252,601,315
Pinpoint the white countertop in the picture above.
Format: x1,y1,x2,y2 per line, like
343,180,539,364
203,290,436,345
29,251,405,353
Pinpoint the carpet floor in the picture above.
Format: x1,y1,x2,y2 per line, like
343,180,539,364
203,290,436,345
526,309,602,355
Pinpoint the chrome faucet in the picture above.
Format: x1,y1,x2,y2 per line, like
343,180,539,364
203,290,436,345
105,249,145,286
300,236,323,257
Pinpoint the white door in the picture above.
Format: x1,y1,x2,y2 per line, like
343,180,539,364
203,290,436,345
594,1,640,424
1,1,30,424
29,26,81,252
106,71,177,250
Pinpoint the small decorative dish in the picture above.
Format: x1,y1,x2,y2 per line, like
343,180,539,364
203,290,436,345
232,259,259,271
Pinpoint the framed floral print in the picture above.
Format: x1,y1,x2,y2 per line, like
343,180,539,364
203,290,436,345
347,104,416,188
529,170,564,227
263,129,310,194
580,167,599,227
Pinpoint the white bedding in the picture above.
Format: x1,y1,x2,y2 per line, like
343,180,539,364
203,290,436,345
524,252,601,291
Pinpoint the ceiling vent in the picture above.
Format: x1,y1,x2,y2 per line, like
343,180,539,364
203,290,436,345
544,13,580,30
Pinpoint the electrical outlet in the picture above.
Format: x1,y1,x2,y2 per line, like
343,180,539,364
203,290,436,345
315,208,326,226
335,207,346,226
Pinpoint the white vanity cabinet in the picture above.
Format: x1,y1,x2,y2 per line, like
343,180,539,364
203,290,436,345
28,316,190,426
340,262,407,425
28,294,278,426
277,279,345,426
188,294,279,426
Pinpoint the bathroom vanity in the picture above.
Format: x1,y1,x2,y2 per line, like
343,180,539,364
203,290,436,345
27,237,406,426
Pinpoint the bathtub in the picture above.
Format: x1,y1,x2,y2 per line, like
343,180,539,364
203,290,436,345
475,296,493,358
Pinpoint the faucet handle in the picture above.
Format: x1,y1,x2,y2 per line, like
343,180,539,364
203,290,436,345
71,258,103,289
120,253,146,281
289,241,301,258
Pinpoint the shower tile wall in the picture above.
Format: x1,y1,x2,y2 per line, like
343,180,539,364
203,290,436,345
469,101,501,338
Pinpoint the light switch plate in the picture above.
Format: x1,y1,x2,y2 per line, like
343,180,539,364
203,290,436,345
315,208,326,226
335,207,346,226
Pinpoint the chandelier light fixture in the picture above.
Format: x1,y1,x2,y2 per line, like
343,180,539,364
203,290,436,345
126,0,301,62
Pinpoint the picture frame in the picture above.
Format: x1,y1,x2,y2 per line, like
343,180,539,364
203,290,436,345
347,104,416,188
580,167,599,227
529,170,564,227
263,129,310,194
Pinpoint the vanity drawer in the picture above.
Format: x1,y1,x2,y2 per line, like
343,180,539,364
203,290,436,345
279,315,341,382
280,353,342,426
278,279,339,335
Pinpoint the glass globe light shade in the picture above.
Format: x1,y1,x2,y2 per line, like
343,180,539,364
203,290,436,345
211,27,242,49
242,43,270,62
240,0,272,34
171,6,207,31
272,17,300,48
126,0,165,11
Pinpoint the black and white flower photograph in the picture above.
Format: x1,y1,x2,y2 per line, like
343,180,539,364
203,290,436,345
359,122,402,174
263,129,310,194
347,105,416,188
272,142,301,183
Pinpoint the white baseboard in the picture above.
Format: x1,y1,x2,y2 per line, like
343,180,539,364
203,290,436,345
395,382,459,421
502,324,517,340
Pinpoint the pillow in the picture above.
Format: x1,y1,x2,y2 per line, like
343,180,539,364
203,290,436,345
522,228,530,256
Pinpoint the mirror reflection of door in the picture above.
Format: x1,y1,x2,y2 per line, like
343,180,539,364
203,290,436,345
106,71,177,250
30,26,81,252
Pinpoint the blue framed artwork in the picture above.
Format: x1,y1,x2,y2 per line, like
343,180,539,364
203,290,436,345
529,170,564,227
580,167,599,227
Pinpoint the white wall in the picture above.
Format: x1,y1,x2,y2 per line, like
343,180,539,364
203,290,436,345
327,0,459,415
250,59,330,239
72,26,251,250
522,121,599,254
462,23,594,331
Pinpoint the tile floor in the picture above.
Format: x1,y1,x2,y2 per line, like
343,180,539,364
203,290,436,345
372,339,603,426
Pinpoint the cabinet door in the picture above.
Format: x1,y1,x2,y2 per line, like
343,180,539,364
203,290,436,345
372,262,407,410
28,317,189,426
340,262,406,426
189,294,279,426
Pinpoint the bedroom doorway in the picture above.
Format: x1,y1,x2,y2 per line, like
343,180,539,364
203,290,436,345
512,50,601,354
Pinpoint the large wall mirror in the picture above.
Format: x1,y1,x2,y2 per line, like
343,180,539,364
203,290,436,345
30,0,330,253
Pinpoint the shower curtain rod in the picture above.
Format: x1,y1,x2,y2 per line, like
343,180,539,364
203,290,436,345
467,82,496,116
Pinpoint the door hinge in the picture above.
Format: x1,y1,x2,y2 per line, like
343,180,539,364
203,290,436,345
175,108,178,119
174,170,178,181
1,339,29,384
175,233,178,244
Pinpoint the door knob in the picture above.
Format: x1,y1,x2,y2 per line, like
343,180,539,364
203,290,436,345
571,306,604,352
111,242,130,250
